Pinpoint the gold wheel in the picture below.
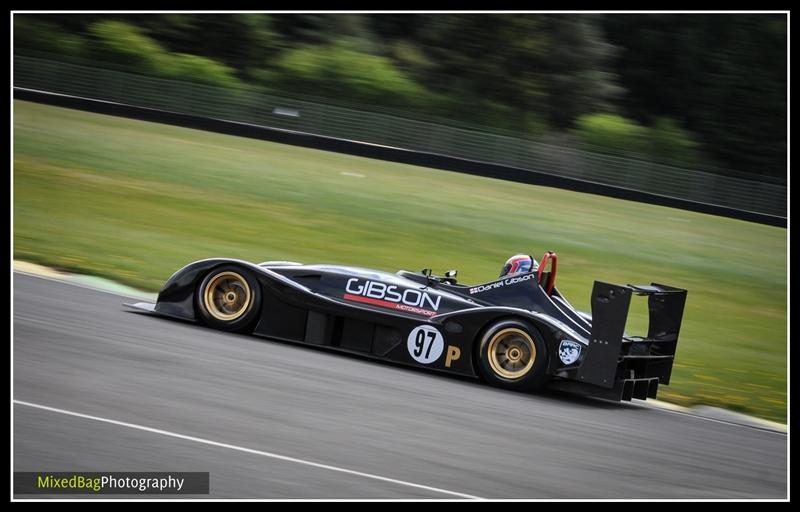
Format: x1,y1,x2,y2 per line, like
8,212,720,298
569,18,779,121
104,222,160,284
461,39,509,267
202,271,253,321
487,327,536,380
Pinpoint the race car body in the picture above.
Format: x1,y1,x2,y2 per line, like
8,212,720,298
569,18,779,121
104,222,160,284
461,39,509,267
126,252,687,401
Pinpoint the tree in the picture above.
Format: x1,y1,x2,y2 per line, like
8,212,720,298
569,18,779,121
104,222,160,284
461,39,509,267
604,14,787,180
134,14,279,79
395,15,621,131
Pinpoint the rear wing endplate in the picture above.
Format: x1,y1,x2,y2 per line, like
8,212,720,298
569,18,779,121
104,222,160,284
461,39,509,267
576,282,687,389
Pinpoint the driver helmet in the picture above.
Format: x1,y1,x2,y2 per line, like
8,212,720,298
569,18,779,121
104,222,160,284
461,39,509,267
499,254,537,278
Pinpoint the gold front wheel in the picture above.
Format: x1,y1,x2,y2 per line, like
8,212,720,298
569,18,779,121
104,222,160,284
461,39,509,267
197,266,261,332
203,271,252,321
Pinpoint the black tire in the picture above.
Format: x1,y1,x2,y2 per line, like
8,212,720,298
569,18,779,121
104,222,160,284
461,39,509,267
476,319,549,391
196,265,262,333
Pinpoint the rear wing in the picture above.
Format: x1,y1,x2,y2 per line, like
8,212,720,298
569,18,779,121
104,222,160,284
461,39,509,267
576,282,688,392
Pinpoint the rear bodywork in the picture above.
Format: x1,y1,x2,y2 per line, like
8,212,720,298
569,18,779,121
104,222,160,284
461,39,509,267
129,258,687,401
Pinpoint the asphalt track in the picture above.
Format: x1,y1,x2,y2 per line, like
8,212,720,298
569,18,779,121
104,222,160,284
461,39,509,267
13,272,787,499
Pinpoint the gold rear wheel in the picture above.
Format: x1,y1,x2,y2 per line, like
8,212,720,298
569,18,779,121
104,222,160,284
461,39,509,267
477,319,548,390
486,327,536,380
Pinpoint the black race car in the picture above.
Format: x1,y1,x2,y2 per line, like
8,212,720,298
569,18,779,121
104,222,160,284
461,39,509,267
126,251,687,401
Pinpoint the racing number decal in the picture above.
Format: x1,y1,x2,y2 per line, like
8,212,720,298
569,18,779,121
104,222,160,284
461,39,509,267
407,325,444,364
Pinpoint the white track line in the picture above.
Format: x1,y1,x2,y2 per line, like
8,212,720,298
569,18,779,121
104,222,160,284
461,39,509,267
13,400,483,500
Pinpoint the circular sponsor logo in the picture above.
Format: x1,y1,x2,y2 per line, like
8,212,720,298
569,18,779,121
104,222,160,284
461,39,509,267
406,325,444,364
558,340,582,365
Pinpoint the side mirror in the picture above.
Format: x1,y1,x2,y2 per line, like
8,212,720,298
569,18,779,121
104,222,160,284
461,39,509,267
421,268,432,277
445,269,458,279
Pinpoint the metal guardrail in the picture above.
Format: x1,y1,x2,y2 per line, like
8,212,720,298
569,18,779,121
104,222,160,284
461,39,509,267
13,55,786,218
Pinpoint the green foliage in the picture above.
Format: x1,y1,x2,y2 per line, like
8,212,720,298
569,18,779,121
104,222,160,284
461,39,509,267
86,20,242,88
572,113,650,157
604,14,786,180
649,117,700,168
573,113,700,167
411,15,620,131
268,43,431,107
14,16,89,60
169,54,242,87
88,20,171,75
136,14,279,78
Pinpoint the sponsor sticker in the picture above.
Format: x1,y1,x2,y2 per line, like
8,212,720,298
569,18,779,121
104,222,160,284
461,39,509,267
344,278,440,317
407,325,445,364
469,273,536,294
558,340,582,365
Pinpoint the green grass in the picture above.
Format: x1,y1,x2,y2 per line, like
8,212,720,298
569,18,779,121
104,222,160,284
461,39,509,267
13,100,787,422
